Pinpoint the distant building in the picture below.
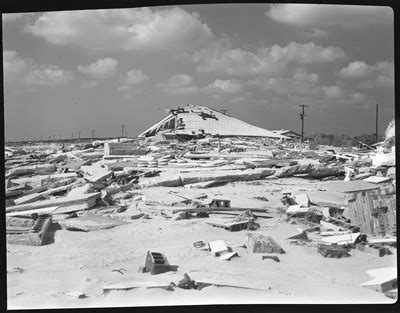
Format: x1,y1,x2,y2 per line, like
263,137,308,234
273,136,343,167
272,129,302,141
139,104,290,140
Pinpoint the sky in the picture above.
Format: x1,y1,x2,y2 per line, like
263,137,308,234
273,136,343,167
3,3,395,141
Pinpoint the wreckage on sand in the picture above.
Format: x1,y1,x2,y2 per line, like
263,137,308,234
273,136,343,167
139,104,289,140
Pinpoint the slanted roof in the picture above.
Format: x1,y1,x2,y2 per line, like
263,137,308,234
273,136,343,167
139,105,288,139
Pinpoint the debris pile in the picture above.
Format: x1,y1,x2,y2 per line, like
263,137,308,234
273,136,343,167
5,115,396,302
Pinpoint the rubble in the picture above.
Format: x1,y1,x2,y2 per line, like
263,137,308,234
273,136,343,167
5,116,397,304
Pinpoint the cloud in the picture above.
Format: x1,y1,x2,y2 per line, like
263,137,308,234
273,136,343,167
77,58,118,79
339,61,374,78
321,86,343,99
303,28,328,38
24,65,73,86
121,69,149,85
117,69,149,98
208,79,243,93
193,40,346,76
339,60,394,88
25,7,213,53
4,50,27,81
81,80,99,88
249,71,320,96
158,74,199,95
266,4,393,29
4,50,72,87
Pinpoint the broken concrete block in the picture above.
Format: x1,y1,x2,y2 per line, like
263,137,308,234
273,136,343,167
293,194,310,207
286,205,310,216
360,267,397,293
356,243,392,257
145,251,173,275
219,252,238,261
208,240,229,255
261,255,280,262
245,233,285,254
317,243,350,258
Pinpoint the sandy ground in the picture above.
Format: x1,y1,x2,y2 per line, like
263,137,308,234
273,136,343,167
7,178,397,309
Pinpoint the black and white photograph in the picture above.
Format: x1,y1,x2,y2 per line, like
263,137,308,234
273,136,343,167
3,2,397,309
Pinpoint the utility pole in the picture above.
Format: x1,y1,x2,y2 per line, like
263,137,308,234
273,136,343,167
375,103,379,143
299,104,308,143
72,132,74,140
91,129,95,140
78,131,81,140
121,125,125,138
48,135,51,141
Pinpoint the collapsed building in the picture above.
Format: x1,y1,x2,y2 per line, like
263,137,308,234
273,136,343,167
138,104,289,140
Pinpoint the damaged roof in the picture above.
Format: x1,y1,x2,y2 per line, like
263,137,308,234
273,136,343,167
139,105,289,139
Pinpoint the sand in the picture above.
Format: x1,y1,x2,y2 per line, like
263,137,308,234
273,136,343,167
7,178,397,308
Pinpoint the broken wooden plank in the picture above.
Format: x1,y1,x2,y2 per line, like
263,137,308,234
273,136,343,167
318,180,380,194
363,176,392,184
139,168,275,188
103,281,173,294
40,183,75,196
5,192,101,213
6,206,59,217
307,190,352,208
59,214,128,232
168,206,269,214
5,164,56,178
206,219,249,232
14,193,45,205
320,232,360,245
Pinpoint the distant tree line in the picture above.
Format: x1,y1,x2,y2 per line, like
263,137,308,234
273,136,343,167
306,133,383,147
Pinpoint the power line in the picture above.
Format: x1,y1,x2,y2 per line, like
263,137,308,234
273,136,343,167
299,104,308,143
376,104,378,140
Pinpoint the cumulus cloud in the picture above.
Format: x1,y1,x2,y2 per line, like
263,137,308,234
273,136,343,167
4,50,72,86
193,40,346,76
4,50,27,81
158,74,199,95
266,4,393,29
81,80,99,88
24,65,73,86
339,61,374,78
339,60,394,88
121,69,149,85
77,58,118,79
117,69,149,97
208,79,242,93
321,86,343,99
25,7,213,53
